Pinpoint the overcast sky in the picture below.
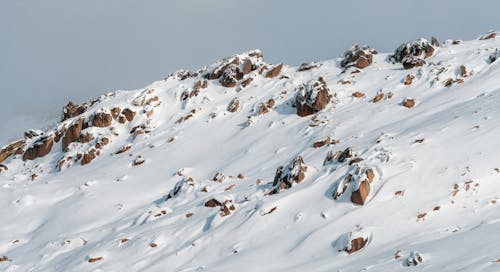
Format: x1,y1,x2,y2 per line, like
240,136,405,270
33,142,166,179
1,0,498,145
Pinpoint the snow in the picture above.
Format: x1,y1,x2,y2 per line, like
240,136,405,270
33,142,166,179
1,36,500,271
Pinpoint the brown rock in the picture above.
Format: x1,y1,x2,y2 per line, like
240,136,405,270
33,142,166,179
204,198,222,207
271,156,307,194
313,137,331,148
78,132,94,143
479,31,496,40
0,139,26,163
23,135,54,161
209,57,240,80
0,256,9,262
298,62,318,71
133,156,145,166
341,44,375,69
122,108,136,122
393,39,435,63
402,56,426,69
227,98,240,112
213,172,225,183
265,64,283,78
92,112,113,127
62,118,84,152
365,168,375,183
241,77,254,88
352,92,365,98
81,148,97,165
404,74,415,85
258,103,270,115
431,36,440,47
267,98,275,108
116,144,132,154
62,101,87,121
351,180,371,205
201,80,208,88
111,107,121,119
402,98,415,108
242,59,253,74
347,237,368,254
295,77,331,117
460,65,467,77
237,173,244,179
88,257,103,263
372,93,384,103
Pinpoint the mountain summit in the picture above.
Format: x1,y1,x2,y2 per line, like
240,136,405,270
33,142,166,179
1,32,499,271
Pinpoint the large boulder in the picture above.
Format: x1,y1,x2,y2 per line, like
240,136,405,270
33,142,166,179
392,38,434,69
270,156,308,194
295,77,331,117
219,64,243,88
341,44,377,69
92,112,113,127
265,64,283,78
0,139,26,163
22,135,54,161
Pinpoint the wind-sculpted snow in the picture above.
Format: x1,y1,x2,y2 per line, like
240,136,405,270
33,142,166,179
1,33,500,271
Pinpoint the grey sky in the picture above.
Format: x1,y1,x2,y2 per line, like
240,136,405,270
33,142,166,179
1,0,498,145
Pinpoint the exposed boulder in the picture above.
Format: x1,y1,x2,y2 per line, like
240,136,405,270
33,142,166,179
213,172,225,183
0,139,26,163
372,92,384,103
350,168,375,205
352,91,365,98
335,232,369,254
81,148,97,165
270,156,307,194
403,98,415,108
62,101,87,121
209,57,240,80
431,36,440,47
241,77,254,88
404,74,415,85
392,38,435,63
0,164,8,172
265,64,283,78
62,118,84,152
122,108,136,122
23,135,54,161
313,137,331,148
341,44,377,69
402,55,426,69
295,77,331,117
298,62,319,72
204,198,236,217
92,112,113,127
479,31,496,40
219,64,243,88
459,65,467,77
111,107,121,119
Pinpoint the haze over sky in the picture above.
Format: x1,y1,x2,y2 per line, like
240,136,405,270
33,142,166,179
1,0,498,145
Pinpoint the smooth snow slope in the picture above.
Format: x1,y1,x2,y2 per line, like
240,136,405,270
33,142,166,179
1,37,500,272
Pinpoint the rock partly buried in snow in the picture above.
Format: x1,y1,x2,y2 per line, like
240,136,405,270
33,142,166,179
403,98,416,108
62,101,87,121
350,168,375,205
227,98,240,112
341,44,377,69
404,74,415,85
392,38,434,69
23,135,54,161
298,62,319,71
335,232,369,254
122,108,136,122
402,56,426,69
204,198,236,217
265,64,283,78
479,31,496,40
295,77,331,117
270,156,307,194
219,64,243,88
406,251,424,266
0,164,8,172
0,139,26,163
92,111,113,127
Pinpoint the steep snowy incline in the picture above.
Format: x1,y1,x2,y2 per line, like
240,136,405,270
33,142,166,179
0,34,500,271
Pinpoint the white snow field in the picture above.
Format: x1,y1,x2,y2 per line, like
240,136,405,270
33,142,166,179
1,34,500,271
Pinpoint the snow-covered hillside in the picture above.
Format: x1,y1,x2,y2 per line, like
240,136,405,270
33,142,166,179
1,32,500,272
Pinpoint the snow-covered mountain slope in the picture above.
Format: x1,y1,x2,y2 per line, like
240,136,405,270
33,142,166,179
1,33,500,272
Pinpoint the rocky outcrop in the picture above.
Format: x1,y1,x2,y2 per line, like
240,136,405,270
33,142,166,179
295,77,331,117
120,108,136,123
0,139,26,163
219,64,243,88
392,38,435,63
92,112,113,127
227,98,240,112
298,62,319,72
62,118,84,152
341,45,377,69
23,135,54,161
62,101,87,121
402,56,426,69
270,156,307,194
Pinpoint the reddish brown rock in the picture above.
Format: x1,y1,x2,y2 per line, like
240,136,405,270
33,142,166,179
351,180,371,205
347,237,368,254
209,57,240,80
372,92,384,103
295,77,331,117
479,31,496,40
406,251,424,266
0,139,26,163
403,98,415,108
111,107,121,119
271,156,307,194
62,101,87,121
404,74,415,85
227,98,240,112
402,56,426,69
204,198,222,207
0,256,10,262
393,38,435,62
258,103,270,115
313,137,331,148
81,148,97,165
265,64,283,78
23,135,54,161
88,257,103,263
201,80,208,88
78,132,94,143
267,98,276,108
92,112,113,127
241,77,254,88
352,91,365,98
341,44,376,69
62,118,84,152
460,65,467,77
242,59,253,74
122,108,136,122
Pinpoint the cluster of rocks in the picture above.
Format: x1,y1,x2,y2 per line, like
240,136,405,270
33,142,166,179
391,38,436,69
270,156,308,194
341,44,378,69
